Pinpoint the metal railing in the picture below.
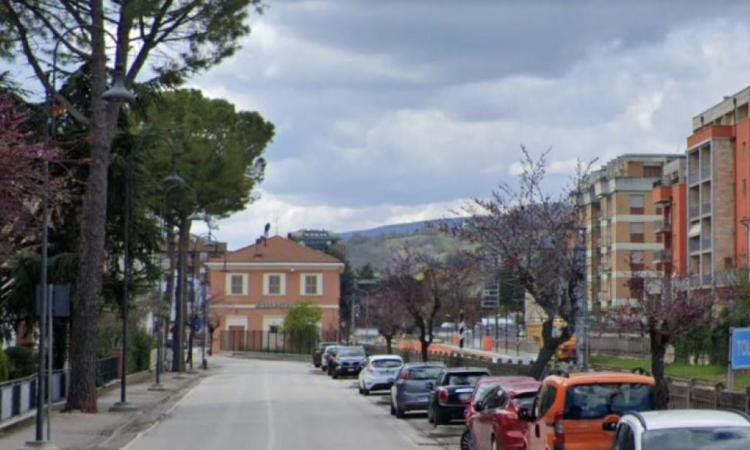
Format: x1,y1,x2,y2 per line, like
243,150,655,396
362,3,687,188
689,239,701,253
701,203,711,215
701,166,711,180
0,370,67,428
219,330,330,355
701,237,712,250
688,170,699,184
689,205,700,218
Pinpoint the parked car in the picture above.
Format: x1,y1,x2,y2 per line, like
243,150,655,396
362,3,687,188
427,367,491,426
328,345,367,378
390,362,447,418
521,372,656,450
312,341,338,368
615,409,750,450
465,376,540,450
358,354,404,395
461,377,522,450
320,345,341,372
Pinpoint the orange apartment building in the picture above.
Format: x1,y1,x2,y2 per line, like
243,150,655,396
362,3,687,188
579,154,683,310
206,236,345,353
653,88,750,285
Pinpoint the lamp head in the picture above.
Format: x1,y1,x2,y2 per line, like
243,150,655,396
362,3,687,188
102,77,136,104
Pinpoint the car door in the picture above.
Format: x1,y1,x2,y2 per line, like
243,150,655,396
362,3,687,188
526,383,557,450
476,387,504,450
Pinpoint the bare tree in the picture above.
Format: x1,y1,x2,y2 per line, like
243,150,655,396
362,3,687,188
0,0,263,412
608,273,732,409
452,148,591,378
385,248,477,362
370,284,406,354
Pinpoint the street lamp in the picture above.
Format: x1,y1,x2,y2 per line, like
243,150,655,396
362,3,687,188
25,25,135,450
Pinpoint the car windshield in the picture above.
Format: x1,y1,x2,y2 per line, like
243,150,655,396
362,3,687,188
446,373,486,387
475,383,500,401
513,392,536,411
324,347,339,355
563,383,654,420
642,427,750,449
338,348,365,357
408,367,443,380
372,359,402,368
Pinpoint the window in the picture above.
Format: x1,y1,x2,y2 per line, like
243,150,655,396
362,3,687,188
302,273,323,295
535,386,557,419
644,166,661,177
630,251,644,270
630,222,644,243
563,383,654,420
630,194,645,214
228,274,246,295
264,273,285,295
614,423,635,450
642,427,750,449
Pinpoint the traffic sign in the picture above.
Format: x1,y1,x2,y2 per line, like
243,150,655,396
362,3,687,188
731,327,750,370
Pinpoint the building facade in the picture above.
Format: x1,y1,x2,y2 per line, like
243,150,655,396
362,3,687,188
651,158,687,277
207,236,344,353
579,154,683,310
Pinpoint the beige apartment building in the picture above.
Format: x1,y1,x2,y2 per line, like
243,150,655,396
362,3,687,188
579,154,683,310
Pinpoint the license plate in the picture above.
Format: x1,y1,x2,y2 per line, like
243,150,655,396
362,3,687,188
459,393,471,401
347,368,355,372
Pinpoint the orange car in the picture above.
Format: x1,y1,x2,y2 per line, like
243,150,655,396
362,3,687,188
521,372,655,450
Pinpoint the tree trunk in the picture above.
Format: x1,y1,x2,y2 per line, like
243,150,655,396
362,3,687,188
65,0,109,413
384,335,393,354
650,331,670,409
528,319,569,380
172,216,190,372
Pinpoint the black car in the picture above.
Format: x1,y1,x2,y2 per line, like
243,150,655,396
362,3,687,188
427,367,490,425
328,346,367,378
312,341,338,368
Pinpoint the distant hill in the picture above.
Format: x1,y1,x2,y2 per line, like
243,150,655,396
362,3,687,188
337,218,472,271
338,217,466,242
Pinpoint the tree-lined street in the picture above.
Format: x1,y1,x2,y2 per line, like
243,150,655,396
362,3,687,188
126,357,451,450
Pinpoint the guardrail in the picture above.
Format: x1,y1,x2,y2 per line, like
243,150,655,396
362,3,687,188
0,369,67,428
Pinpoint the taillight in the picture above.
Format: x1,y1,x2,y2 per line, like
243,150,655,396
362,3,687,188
438,387,449,404
553,412,565,448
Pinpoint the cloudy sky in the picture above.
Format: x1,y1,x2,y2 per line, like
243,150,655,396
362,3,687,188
187,0,750,247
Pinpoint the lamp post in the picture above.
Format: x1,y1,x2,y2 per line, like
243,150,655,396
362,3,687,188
24,25,134,450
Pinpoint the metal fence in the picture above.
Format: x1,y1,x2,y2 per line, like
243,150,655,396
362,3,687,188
0,369,67,428
96,356,119,387
219,330,322,355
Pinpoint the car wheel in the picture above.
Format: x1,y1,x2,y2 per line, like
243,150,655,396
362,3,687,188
395,406,405,418
390,401,396,416
358,385,363,394
332,371,338,379
363,387,369,396
460,429,472,450
427,406,434,424
433,408,446,426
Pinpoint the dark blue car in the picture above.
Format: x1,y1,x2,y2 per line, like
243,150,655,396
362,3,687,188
390,362,447,418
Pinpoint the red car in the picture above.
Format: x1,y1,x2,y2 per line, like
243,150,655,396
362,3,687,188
465,377,540,450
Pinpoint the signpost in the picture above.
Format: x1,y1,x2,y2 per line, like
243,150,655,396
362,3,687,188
729,327,750,391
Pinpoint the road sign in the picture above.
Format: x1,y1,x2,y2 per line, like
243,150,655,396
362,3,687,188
481,282,499,309
731,327,750,370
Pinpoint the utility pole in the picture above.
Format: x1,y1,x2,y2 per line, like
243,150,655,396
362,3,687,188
576,227,589,371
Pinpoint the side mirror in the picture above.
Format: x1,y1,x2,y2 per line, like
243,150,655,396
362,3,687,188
602,414,620,431
425,381,434,390
518,408,534,422
474,400,485,412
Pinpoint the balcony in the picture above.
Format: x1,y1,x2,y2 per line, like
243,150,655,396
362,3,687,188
654,220,671,234
701,202,711,215
688,169,699,185
689,239,701,253
689,274,701,287
689,205,700,219
701,237,712,250
701,166,711,181
703,273,713,286
654,249,672,263
652,186,673,204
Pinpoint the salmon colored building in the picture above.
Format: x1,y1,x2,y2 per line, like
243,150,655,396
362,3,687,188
206,236,345,353
648,87,750,285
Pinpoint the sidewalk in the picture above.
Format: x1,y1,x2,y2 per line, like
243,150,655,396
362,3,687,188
0,370,204,450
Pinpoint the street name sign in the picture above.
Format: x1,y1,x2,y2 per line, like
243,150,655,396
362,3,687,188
731,327,750,370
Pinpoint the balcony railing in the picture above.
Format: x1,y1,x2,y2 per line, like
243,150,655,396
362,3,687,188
689,239,701,253
701,202,711,215
689,205,700,218
703,273,713,285
655,249,672,262
654,220,671,234
688,169,699,184
701,237,712,250
701,166,711,180
689,274,701,287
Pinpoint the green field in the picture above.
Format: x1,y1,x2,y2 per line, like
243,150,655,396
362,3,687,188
590,355,750,391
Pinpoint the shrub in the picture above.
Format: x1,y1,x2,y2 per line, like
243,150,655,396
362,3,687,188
129,329,154,373
5,346,36,379
0,343,9,381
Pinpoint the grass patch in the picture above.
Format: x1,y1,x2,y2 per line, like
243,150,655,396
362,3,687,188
590,355,750,392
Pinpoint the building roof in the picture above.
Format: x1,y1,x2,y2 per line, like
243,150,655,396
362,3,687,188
636,409,750,430
215,236,343,265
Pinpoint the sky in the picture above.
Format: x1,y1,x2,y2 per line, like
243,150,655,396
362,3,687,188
189,0,750,247
10,1,750,248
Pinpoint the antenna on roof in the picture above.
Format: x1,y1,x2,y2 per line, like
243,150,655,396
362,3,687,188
264,223,271,244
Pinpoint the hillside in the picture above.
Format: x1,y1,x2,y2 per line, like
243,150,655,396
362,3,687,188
337,217,466,242
340,227,472,271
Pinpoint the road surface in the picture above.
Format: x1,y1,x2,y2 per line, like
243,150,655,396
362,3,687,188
126,356,448,449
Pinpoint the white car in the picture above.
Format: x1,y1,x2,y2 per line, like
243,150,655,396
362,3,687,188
615,409,750,450
358,355,404,395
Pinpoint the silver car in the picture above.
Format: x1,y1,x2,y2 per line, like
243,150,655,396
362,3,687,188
358,355,404,395
390,362,446,418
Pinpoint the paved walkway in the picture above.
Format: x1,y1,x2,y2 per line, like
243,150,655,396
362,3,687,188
0,370,203,450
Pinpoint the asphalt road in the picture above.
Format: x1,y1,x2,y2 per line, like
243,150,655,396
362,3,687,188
125,356,459,450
